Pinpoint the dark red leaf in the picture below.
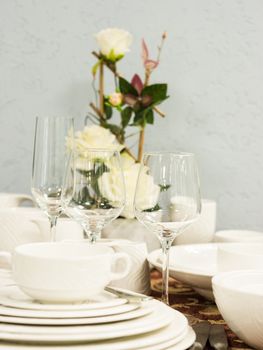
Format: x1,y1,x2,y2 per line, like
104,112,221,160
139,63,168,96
131,74,144,95
123,94,138,107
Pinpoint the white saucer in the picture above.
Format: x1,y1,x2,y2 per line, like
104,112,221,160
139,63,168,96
0,325,195,350
0,300,139,318
1,302,154,325
148,243,221,299
0,285,127,310
0,301,186,343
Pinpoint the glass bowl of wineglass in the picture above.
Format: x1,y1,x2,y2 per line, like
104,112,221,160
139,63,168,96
63,148,125,243
31,116,74,241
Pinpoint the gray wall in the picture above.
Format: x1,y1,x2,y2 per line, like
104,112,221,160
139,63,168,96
1,0,263,230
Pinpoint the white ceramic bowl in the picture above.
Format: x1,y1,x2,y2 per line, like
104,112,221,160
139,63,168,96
217,243,263,272
214,229,263,243
147,244,218,300
213,270,263,349
13,242,131,303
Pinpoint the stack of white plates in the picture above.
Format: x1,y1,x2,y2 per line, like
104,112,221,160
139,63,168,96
0,270,195,350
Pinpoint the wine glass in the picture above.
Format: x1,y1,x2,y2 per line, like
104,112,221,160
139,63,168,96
134,152,201,304
31,116,74,241
63,149,125,243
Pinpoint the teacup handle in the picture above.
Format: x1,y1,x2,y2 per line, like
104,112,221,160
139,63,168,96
110,253,131,281
0,252,12,269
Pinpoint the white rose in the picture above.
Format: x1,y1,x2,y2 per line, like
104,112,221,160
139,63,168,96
98,153,160,219
95,28,132,61
74,125,123,155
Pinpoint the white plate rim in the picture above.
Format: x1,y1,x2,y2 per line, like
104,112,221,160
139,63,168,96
0,301,186,343
0,301,139,318
0,285,127,311
0,302,154,325
0,325,194,350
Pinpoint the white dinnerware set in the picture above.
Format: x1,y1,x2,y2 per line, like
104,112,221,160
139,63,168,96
0,191,196,349
149,230,263,349
0,240,195,350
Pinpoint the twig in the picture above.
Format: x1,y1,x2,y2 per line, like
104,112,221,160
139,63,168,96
85,113,100,125
157,31,167,62
153,106,165,117
144,71,150,87
90,102,103,118
138,129,145,162
125,131,140,139
123,147,136,161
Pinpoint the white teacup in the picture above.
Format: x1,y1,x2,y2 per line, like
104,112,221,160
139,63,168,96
174,199,217,245
0,193,34,207
13,242,131,303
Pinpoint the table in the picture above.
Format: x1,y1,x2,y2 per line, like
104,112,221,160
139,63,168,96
151,270,253,350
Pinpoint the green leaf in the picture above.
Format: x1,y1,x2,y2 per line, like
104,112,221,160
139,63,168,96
159,184,171,192
121,107,133,128
145,109,154,124
132,112,145,127
104,123,122,136
91,59,102,76
119,77,138,96
143,203,161,212
141,84,168,104
104,104,112,119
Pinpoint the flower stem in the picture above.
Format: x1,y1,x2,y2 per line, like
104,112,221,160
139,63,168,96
99,61,104,119
92,52,120,77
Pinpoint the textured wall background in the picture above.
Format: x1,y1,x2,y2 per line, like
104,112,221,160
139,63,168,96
1,0,263,230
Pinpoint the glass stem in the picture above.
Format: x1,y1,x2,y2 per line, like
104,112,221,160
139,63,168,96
90,229,101,244
49,216,57,242
161,238,173,305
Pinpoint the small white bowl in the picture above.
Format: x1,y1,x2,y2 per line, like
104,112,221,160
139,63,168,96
217,243,263,272
13,242,131,303
214,229,263,243
213,270,263,349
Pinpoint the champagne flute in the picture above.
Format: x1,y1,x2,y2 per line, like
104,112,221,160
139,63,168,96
63,149,125,243
134,152,201,304
31,116,74,241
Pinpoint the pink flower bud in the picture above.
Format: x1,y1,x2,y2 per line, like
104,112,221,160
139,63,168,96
109,92,123,107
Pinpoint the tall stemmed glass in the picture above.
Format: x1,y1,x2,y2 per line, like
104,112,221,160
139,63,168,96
63,149,125,243
31,116,74,242
134,152,201,304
